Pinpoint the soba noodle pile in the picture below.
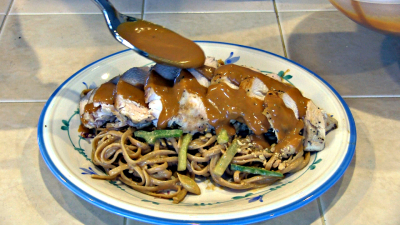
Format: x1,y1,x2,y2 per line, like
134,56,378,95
91,128,310,203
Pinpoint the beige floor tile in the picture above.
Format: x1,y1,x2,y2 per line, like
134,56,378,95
144,12,284,55
320,98,400,225
279,11,400,96
0,103,124,225
0,14,137,100
10,0,142,14
275,0,336,11
145,0,274,13
0,0,11,14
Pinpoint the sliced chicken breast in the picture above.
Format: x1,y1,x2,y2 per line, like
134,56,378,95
239,77,269,101
114,79,154,129
303,101,326,151
168,91,210,134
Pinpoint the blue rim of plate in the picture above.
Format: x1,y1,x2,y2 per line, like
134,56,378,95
37,41,356,225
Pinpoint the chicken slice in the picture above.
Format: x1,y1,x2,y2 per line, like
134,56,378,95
279,92,299,119
204,56,219,68
168,91,210,134
114,79,154,129
187,69,210,88
303,101,326,151
263,91,304,158
80,89,118,129
323,112,338,134
211,74,239,90
187,56,221,88
239,77,269,101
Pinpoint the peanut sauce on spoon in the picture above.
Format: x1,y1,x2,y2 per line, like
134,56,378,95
116,20,205,69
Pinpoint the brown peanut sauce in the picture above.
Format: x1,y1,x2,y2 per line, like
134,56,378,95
115,79,146,106
81,102,100,125
116,20,205,69
145,69,208,129
81,82,115,125
78,124,91,133
93,82,116,105
195,65,215,80
274,120,304,155
215,64,310,119
250,134,271,149
214,64,291,91
263,91,299,141
206,82,270,136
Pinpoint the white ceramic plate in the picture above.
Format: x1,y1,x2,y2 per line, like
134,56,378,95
38,41,356,224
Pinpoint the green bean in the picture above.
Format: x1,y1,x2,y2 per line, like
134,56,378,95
230,164,284,177
177,133,192,171
213,139,239,176
134,129,183,144
217,129,229,144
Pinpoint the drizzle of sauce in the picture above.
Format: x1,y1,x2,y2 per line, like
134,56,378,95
214,64,291,91
93,82,116,105
285,88,309,118
145,63,310,141
81,82,115,125
116,20,205,68
195,65,215,80
81,102,100,125
250,134,270,149
145,70,208,128
274,120,304,155
263,91,299,141
206,82,270,136
215,64,309,119
116,79,146,106
78,124,91,133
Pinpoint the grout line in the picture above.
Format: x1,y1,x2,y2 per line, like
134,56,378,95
123,217,127,225
141,0,145,19
4,9,339,16
272,0,288,58
277,9,338,13
0,0,14,35
317,198,327,225
342,95,400,98
7,12,142,16
0,100,47,103
142,10,275,14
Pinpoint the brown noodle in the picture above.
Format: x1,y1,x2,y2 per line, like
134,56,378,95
90,128,310,203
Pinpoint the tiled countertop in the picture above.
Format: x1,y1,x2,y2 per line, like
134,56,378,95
1,0,399,224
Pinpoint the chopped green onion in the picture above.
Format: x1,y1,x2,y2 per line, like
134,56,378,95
217,129,229,144
213,139,239,176
134,129,183,144
177,133,192,171
230,164,284,178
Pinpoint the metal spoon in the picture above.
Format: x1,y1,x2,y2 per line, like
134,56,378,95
92,0,147,57
92,0,205,68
